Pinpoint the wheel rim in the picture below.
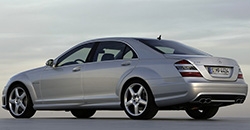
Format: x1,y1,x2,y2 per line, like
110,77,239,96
124,83,148,116
8,87,28,116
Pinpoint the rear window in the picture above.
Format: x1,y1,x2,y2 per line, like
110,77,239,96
137,39,209,55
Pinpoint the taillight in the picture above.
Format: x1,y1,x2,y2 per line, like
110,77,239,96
238,68,243,79
175,60,203,77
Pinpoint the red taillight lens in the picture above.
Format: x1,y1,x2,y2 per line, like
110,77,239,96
180,72,203,77
175,60,203,77
175,60,191,64
238,74,243,79
238,69,243,79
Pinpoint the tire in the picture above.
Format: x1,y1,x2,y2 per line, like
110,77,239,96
8,84,36,118
185,107,219,119
71,109,96,118
121,80,158,120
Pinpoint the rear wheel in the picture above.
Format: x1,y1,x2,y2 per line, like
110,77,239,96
71,109,96,118
121,80,158,120
185,107,219,119
8,84,36,118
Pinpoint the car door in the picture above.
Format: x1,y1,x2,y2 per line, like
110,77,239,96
40,43,94,106
82,41,139,105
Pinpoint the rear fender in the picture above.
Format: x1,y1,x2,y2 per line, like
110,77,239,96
116,67,162,99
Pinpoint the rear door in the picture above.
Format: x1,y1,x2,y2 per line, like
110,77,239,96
82,41,139,105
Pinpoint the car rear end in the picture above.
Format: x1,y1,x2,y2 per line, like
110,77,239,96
174,57,248,107
133,38,248,119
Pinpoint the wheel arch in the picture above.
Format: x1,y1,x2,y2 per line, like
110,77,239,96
116,67,162,99
119,77,156,108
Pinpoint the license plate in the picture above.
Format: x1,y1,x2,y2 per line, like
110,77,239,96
206,66,232,77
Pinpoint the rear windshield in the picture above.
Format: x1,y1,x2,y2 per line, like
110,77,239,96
137,39,209,55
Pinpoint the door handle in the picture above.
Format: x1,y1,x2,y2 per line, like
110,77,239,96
72,66,81,72
121,61,131,66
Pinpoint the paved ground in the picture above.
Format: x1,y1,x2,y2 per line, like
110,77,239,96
0,110,249,130
0,117,249,130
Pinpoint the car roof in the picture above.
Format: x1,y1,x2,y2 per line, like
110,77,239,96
84,37,159,42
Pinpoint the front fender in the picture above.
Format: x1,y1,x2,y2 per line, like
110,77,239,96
4,70,42,109
9,74,37,102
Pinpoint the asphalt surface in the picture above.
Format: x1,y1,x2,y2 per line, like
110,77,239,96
0,117,249,130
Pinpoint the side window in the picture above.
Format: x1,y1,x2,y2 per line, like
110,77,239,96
93,41,137,62
123,46,138,59
57,43,94,67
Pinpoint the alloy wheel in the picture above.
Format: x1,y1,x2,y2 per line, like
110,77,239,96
124,83,148,116
8,84,36,118
122,80,158,119
9,87,28,116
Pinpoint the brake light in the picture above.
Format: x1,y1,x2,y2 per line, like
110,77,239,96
180,72,202,77
238,68,244,79
175,60,203,77
238,74,243,79
175,60,191,64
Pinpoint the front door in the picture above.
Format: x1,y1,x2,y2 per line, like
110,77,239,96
40,65,83,106
40,43,94,107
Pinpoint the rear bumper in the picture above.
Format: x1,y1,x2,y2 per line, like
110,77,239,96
149,78,248,107
187,81,247,104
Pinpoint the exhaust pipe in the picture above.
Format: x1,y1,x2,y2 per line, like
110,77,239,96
235,98,244,103
199,98,211,104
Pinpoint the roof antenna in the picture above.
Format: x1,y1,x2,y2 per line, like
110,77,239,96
157,35,161,40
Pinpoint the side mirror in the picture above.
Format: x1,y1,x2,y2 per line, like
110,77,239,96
46,59,55,67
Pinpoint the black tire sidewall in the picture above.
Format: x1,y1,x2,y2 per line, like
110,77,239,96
186,107,219,119
71,109,96,118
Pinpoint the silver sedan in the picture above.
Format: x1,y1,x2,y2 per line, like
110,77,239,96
2,37,248,119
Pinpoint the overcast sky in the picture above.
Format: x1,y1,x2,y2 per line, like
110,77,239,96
0,0,250,118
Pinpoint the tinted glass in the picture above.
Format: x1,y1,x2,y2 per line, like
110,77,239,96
93,41,137,62
57,43,94,67
137,39,209,55
123,46,138,59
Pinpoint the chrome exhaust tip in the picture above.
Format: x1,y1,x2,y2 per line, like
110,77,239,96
199,98,211,104
235,98,244,103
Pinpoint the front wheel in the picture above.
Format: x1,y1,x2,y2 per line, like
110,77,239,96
121,80,158,120
185,107,219,119
8,84,36,118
